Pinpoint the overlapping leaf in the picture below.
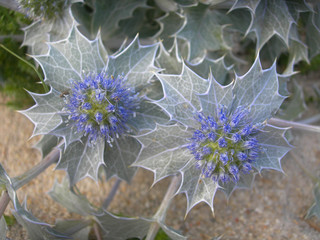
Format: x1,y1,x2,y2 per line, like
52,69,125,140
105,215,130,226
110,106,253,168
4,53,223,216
34,26,105,92
306,183,320,220
57,138,105,185
0,217,6,240
0,164,69,239
20,89,65,136
176,4,229,63
49,178,186,240
71,0,147,40
156,64,209,127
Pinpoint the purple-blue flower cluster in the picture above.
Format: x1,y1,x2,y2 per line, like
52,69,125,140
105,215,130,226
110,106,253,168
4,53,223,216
66,72,139,144
188,106,262,184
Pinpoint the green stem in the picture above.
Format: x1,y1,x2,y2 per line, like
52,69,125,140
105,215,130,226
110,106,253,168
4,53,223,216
145,175,181,240
269,118,320,133
0,191,10,219
0,43,49,92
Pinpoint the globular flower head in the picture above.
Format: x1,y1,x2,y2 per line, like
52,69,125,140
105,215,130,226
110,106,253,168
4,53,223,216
188,106,261,184
66,72,140,144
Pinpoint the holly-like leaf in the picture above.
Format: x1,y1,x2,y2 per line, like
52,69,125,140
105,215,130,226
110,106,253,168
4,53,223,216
278,80,306,120
252,125,291,172
56,138,105,185
96,212,152,240
103,136,141,182
22,5,74,55
187,56,233,84
20,89,65,136
306,183,320,220
48,178,101,216
233,56,286,124
0,164,69,239
71,0,147,40
230,0,260,14
177,4,229,63
127,100,170,132
155,12,185,50
306,9,320,60
134,124,191,183
155,42,183,75
0,217,6,240
245,0,295,51
106,35,159,90
50,116,83,147
54,219,91,240
178,159,219,214
156,64,209,127
34,26,105,92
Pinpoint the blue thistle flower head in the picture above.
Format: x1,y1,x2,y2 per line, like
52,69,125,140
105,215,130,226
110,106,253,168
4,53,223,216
188,106,262,184
66,72,140,144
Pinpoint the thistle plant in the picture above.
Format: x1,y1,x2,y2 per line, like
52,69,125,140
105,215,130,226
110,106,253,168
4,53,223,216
0,0,320,239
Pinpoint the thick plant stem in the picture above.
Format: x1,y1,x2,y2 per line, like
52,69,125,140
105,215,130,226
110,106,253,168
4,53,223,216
102,178,122,210
145,175,181,240
12,148,60,190
298,114,320,125
93,223,102,240
269,118,320,133
0,191,10,218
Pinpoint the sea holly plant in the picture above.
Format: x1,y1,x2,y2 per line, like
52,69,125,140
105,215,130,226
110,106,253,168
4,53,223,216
0,0,320,239
20,24,169,185
134,56,292,214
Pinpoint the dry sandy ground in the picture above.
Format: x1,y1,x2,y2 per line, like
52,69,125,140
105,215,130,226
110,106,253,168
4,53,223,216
1,93,320,240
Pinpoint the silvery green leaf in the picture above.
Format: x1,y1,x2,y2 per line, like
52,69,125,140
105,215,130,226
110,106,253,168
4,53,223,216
104,136,141,182
20,89,65,136
306,9,320,59
127,99,170,131
245,0,294,51
155,42,182,74
253,125,292,172
198,74,233,117
72,0,147,40
106,35,159,90
230,0,261,14
34,134,59,159
56,138,105,185
187,56,233,84
96,212,152,240
134,124,191,183
54,220,91,240
0,164,69,239
286,0,311,21
177,4,229,63
306,183,320,220
279,80,306,120
155,12,185,49
22,6,74,55
155,0,178,12
34,26,105,92
50,116,83,147
159,222,187,240
177,159,219,214
11,199,70,240
233,56,286,124
156,64,209,127
0,217,6,240
48,178,101,216
219,172,256,198
173,0,197,7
